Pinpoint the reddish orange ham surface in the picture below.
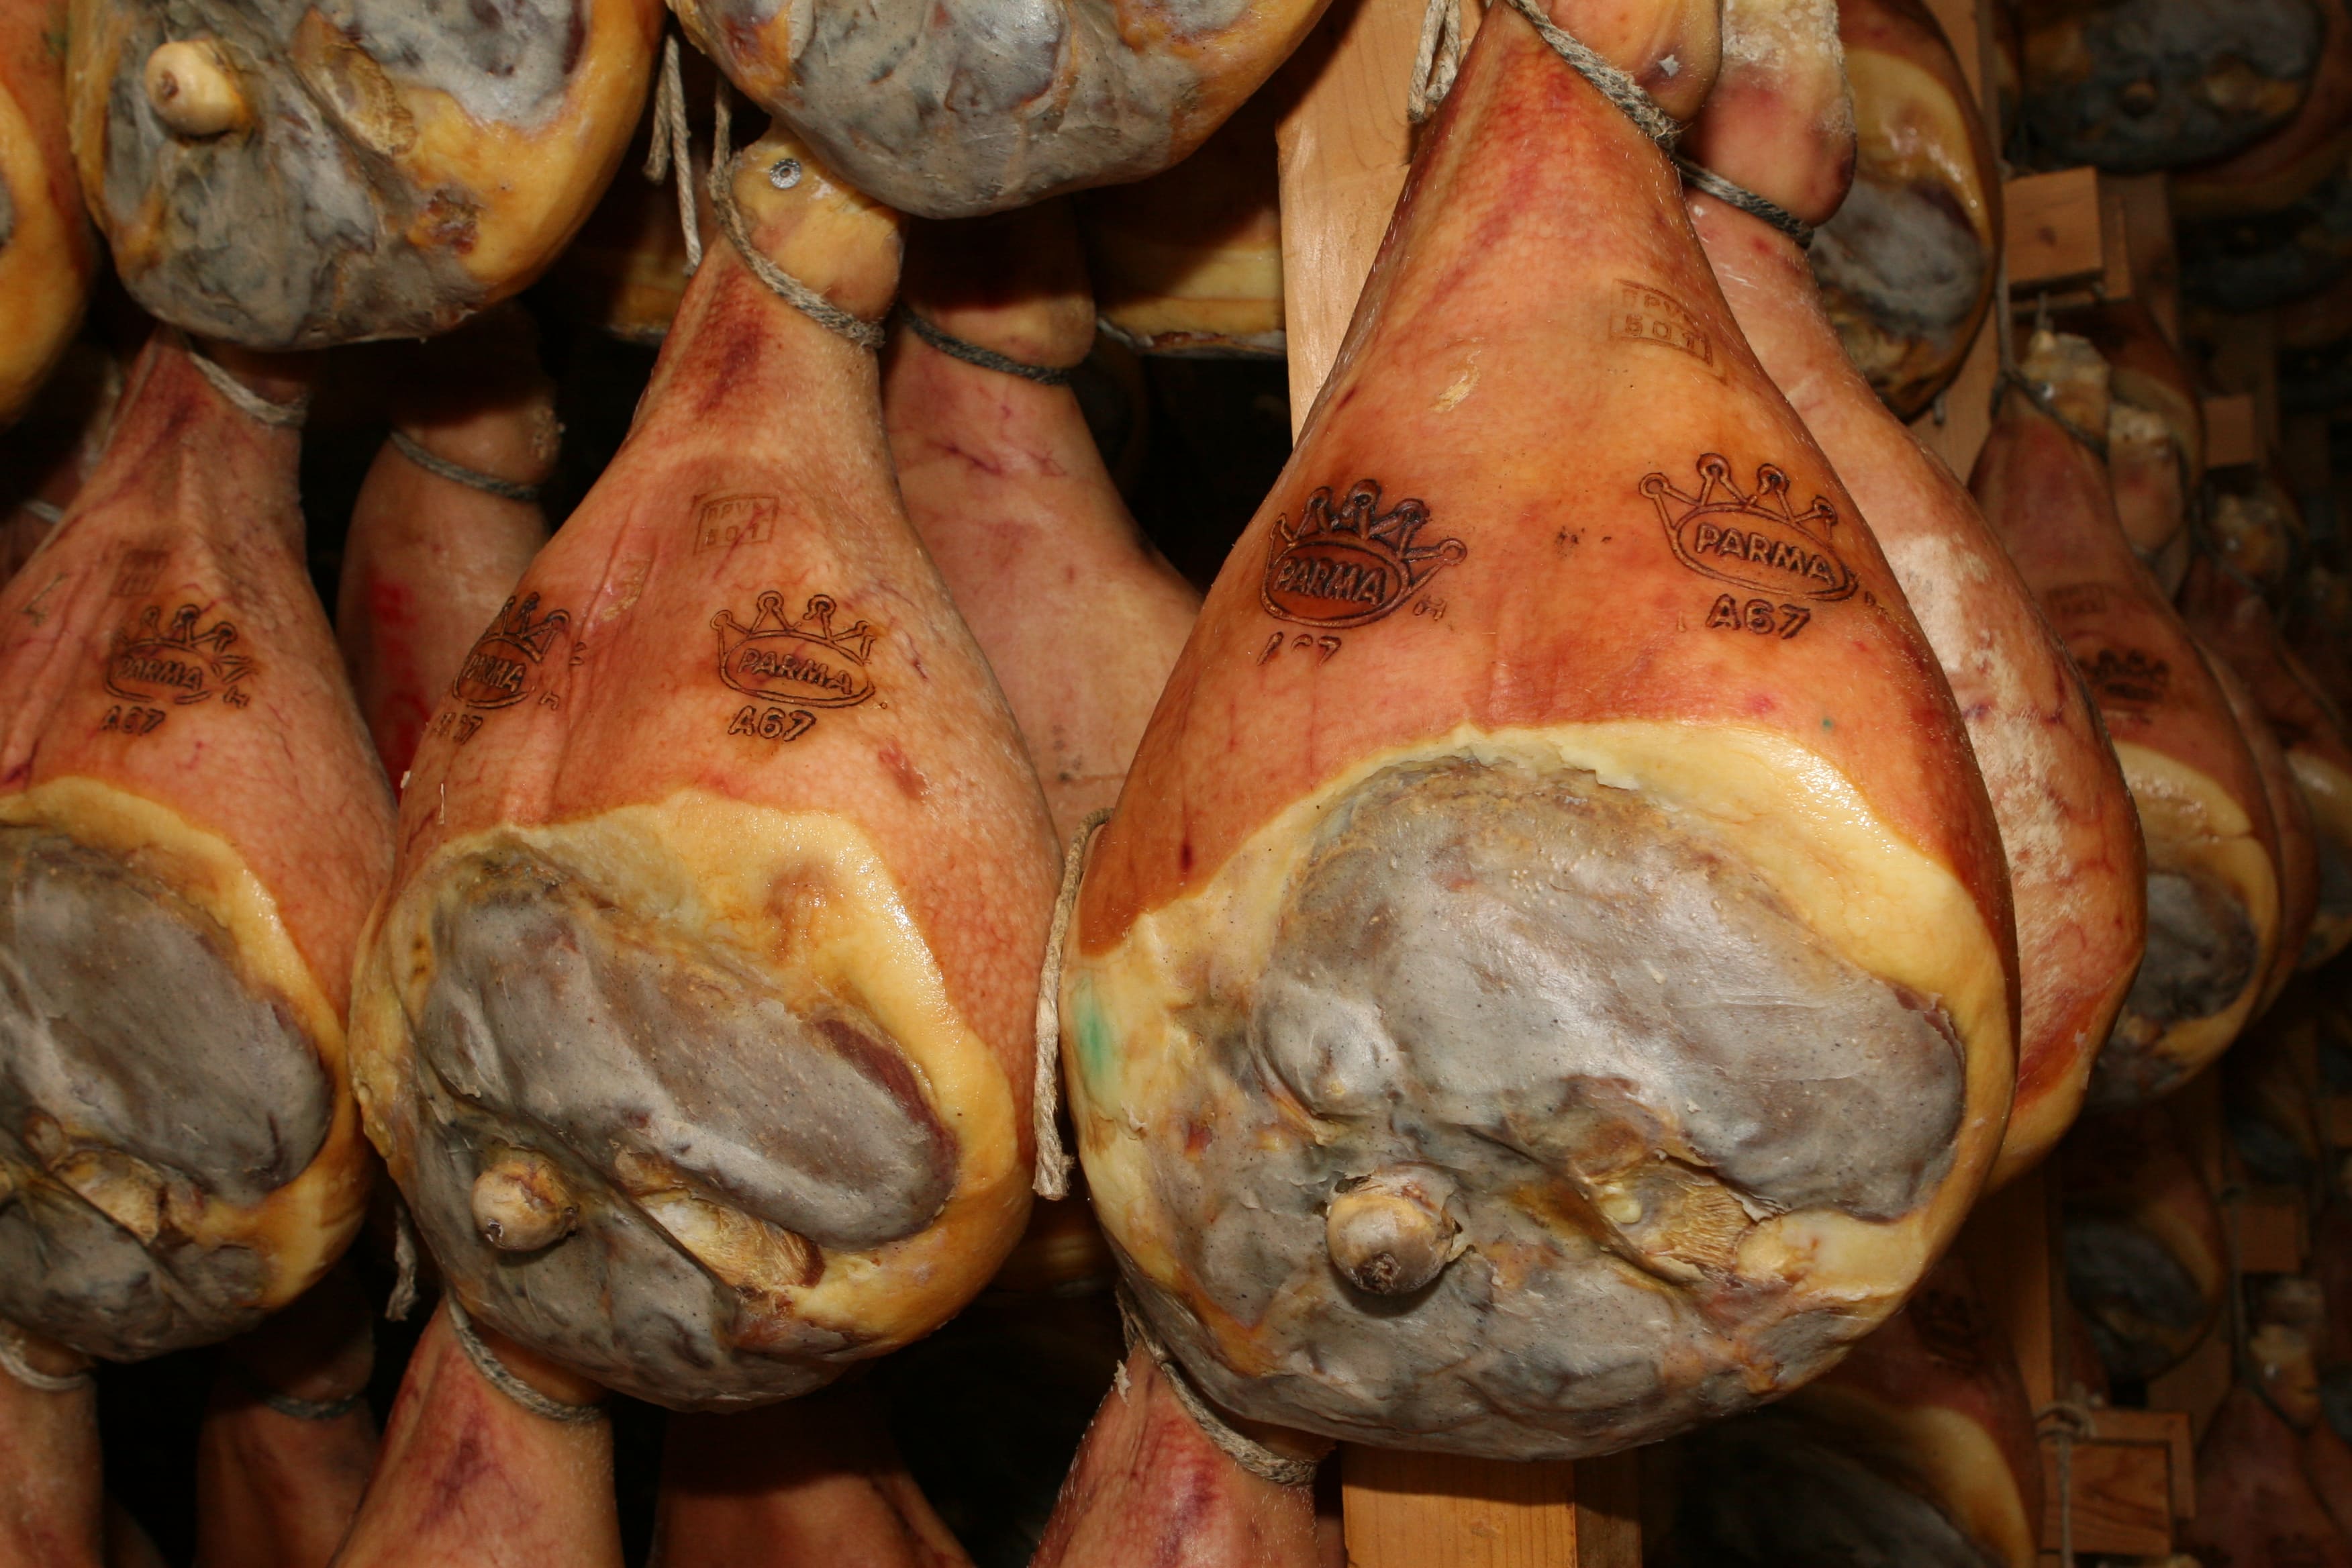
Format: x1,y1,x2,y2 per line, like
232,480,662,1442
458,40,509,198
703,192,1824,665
1061,0,2014,1461
1686,0,2141,1185
349,130,1057,1409
1974,332,2279,1109
0,332,389,1362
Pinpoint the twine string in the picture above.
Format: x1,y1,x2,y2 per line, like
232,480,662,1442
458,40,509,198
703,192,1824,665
445,1297,604,1424
1115,1285,1320,1489
1032,811,1110,1199
388,430,545,503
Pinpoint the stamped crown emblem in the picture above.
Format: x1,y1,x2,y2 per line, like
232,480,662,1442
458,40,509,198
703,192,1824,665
452,593,571,709
712,592,878,709
1642,454,1856,602
106,604,254,707
1261,479,1467,629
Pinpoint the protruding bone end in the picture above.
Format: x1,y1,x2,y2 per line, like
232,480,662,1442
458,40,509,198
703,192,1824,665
471,1151,578,1253
143,41,248,139
1326,1170,1458,1296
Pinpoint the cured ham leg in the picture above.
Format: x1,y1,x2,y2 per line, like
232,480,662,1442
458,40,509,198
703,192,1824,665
330,1300,622,1568
0,330,389,1361
1808,0,2002,420
652,1383,972,1568
2059,1106,2225,1383
1684,0,2141,1185
335,309,556,787
2184,559,2352,971
2203,643,2320,1007
883,202,1202,838
2071,303,2204,597
65,0,660,348
0,0,95,424
1031,1346,1322,1568
191,1268,376,1568
1063,0,2016,1460
1655,1256,2043,1568
350,128,1059,1406
0,1328,103,1568
1973,331,2280,1108
2174,0,2352,217
2187,1386,2352,1568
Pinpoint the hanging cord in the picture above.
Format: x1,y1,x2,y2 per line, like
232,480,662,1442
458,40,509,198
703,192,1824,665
387,430,546,503
1409,0,1467,124
705,92,887,352
1115,1285,1321,1489
899,308,1073,388
644,34,704,277
0,1321,92,1394
2035,1400,2096,1568
21,499,61,525
444,1297,605,1424
1031,811,1111,1200
1493,0,1682,144
2000,362,2111,460
228,1359,370,1421
179,333,308,429
1673,158,1817,246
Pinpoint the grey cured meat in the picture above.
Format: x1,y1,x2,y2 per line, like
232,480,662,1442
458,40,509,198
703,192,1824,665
669,0,1333,217
2017,0,2325,173
66,0,663,348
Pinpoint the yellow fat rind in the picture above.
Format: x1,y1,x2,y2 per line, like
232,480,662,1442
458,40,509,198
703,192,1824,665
1848,48,1994,245
0,776,366,1316
0,77,87,422
353,789,1026,1353
1069,722,2012,1323
2114,739,2280,1076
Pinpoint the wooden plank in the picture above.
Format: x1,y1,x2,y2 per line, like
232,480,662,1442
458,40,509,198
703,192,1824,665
1272,0,1424,430
2038,1436,2175,1557
1570,1451,1642,1568
1343,1447,1581,1567
2085,1409,2196,1518
2204,310,2282,453
2007,168,2108,294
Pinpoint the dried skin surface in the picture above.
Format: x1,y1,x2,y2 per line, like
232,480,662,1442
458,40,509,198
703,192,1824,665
0,0,95,424
2187,1387,2352,1568
885,207,1201,840
1810,0,2000,419
1031,1348,1320,1568
0,1334,103,1568
2018,0,2324,174
2205,644,2320,1008
0,334,389,1359
1068,0,2012,1461
671,0,1329,219
1691,54,2141,1184
1973,389,2277,1110
351,139,1057,1408
66,0,660,348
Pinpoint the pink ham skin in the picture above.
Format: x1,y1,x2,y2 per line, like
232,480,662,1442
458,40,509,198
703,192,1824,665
2186,1387,2352,1568
1683,0,2141,1187
330,1302,624,1568
0,1330,102,1568
1031,1348,1322,1568
654,1384,972,1568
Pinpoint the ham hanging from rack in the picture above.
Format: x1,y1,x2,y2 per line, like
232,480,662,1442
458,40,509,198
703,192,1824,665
2059,1104,2226,1383
1060,0,2016,1461
348,126,1059,1408
66,0,662,347
1685,0,2141,1185
1974,330,2280,1108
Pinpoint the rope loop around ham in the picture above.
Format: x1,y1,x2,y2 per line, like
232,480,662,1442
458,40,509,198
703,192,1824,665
445,1297,606,1424
0,1322,93,1394
1116,1285,1322,1489
179,335,309,429
705,96,887,353
387,431,546,504
1033,810,1111,1200
899,309,1075,388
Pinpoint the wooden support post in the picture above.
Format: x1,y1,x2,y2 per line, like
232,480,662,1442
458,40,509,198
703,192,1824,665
1275,9,1606,1555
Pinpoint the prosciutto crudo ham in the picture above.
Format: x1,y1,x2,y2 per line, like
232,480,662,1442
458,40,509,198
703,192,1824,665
2015,0,2325,173
2059,1106,2225,1383
2173,0,2352,219
669,0,1329,218
2188,1383,2352,1568
1685,0,2141,1186
1809,0,2001,422
1656,1256,2043,1568
2202,641,2320,1009
0,332,391,1362
1061,0,2016,1461
335,309,557,787
0,0,95,425
64,0,662,348
348,127,1060,1408
1974,331,2280,1110
2071,303,2204,597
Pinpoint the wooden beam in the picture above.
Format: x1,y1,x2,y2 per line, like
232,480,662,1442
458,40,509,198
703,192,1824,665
2037,1432,2176,1558
1344,1447,1589,1568
2007,168,2109,295
2204,311,2282,454
1273,0,1423,431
